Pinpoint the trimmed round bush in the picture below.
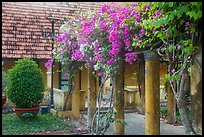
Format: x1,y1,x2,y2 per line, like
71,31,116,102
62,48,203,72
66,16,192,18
7,58,45,108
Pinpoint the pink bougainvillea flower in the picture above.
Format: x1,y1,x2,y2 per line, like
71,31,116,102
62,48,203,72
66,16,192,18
98,71,103,76
124,39,130,46
140,33,144,37
186,31,189,34
135,16,140,22
45,59,52,69
64,73,69,77
106,59,115,65
155,10,159,17
179,71,183,76
135,34,138,39
125,53,138,64
178,44,182,49
72,50,83,60
152,28,156,33
136,40,142,46
96,53,103,62
171,68,175,74
185,22,189,27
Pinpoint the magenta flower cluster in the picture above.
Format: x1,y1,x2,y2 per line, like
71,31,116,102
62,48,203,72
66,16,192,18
125,53,138,64
50,2,178,76
77,2,153,71
52,19,85,67
45,59,52,69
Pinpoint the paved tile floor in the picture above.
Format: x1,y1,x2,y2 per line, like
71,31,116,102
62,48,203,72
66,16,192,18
104,112,187,135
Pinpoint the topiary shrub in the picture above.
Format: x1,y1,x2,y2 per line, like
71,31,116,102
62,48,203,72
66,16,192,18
7,58,45,108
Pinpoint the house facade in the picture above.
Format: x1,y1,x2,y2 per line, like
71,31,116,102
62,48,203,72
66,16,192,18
2,2,168,110
2,2,105,92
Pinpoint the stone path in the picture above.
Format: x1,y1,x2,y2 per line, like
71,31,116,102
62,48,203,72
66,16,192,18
103,112,187,135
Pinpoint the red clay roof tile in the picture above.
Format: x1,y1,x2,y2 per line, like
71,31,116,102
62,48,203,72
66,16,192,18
2,2,105,59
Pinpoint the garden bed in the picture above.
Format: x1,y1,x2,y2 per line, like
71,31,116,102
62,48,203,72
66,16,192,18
2,113,75,135
2,100,89,135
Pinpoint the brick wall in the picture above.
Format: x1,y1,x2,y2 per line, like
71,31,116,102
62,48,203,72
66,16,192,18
2,2,105,59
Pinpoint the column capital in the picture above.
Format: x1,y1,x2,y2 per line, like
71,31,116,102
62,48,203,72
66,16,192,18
144,50,159,61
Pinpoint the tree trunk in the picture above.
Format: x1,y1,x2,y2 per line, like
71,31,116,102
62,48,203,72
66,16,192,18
113,66,124,135
134,54,145,114
177,71,195,134
72,69,80,118
167,82,176,124
113,56,125,135
87,62,97,129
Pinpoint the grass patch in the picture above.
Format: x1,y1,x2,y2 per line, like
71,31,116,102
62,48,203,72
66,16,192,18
2,113,72,135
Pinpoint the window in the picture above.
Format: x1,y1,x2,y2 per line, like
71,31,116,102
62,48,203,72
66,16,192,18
59,63,69,91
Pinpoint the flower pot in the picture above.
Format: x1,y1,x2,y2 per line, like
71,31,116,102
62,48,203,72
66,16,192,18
14,106,40,120
2,96,6,107
39,105,49,114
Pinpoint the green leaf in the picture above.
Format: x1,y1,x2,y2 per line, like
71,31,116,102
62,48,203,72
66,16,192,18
156,32,162,38
172,45,177,50
174,74,180,81
160,47,166,52
156,21,162,28
188,67,191,73
173,29,178,36
168,46,173,52
177,12,182,19
168,2,174,7
165,73,171,81
186,11,197,20
196,10,202,20
168,14,174,22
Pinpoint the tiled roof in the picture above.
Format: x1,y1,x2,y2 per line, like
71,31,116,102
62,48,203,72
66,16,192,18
2,2,105,59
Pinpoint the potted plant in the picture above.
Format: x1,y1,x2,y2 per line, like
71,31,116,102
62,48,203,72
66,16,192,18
7,58,45,120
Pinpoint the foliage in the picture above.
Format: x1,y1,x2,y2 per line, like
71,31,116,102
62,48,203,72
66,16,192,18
131,2,202,134
45,18,85,88
47,2,201,134
160,106,192,124
78,3,143,76
2,113,72,135
7,58,45,108
133,2,202,81
160,108,168,118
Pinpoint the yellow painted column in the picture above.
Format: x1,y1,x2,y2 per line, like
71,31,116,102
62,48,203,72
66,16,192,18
80,90,86,111
113,63,124,135
190,48,202,134
46,68,52,89
139,54,145,115
45,68,52,105
167,82,176,124
72,69,80,118
144,51,160,135
87,62,97,129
